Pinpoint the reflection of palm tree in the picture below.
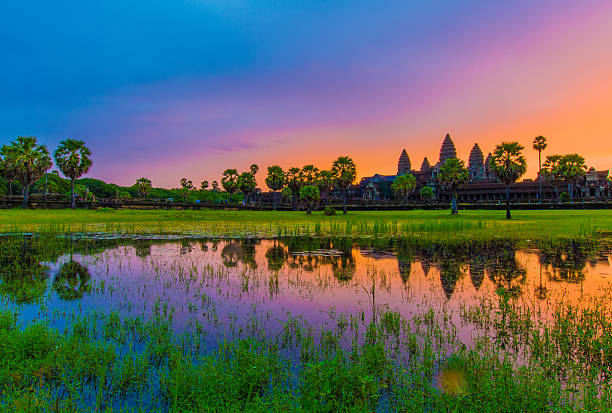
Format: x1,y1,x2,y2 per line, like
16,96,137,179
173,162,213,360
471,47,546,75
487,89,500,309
332,254,356,282
53,261,91,300
539,240,588,283
221,242,242,267
221,240,259,268
535,260,547,300
487,249,526,295
266,245,286,272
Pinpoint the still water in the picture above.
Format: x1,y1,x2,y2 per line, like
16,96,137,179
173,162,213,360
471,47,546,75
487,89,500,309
3,235,610,348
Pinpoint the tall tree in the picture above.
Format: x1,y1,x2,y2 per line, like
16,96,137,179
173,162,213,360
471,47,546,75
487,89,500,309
331,156,357,214
391,174,416,204
180,178,194,202
532,136,547,202
265,165,285,210
221,169,239,203
0,145,18,195
249,164,259,204
11,136,53,208
558,154,587,200
316,169,334,205
237,171,257,204
489,142,527,219
53,138,92,209
135,177,152,198
438,158,469,215
541,155,563,201
301,165,319,186
285,167,303,210
299,185,320,214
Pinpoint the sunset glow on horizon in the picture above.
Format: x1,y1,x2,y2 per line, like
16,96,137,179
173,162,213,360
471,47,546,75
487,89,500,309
2,1,612,187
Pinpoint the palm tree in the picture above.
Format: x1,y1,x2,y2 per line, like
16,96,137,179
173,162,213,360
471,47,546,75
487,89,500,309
221,169,239,203
558,154,587,200
10,137,53,208
438,158,469,215
237,171,257,205
316,169,334,205
211,180,219,191
489,142,527,219
0,145,19,196
135,177,152,198
541,155,563,201
301,165,319,186
249,164,259,204
331,156,357,214
299,185,320,214
532,136,547,202
200,180,209,190
54,139,92,209
285,167,303,210
391,174,417,204
265,165,285,210
180,178,194,202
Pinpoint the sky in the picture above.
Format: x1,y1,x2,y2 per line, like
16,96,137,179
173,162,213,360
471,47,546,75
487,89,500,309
1,0,612,188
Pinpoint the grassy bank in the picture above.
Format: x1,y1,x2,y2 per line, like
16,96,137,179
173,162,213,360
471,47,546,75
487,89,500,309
0,208,610,240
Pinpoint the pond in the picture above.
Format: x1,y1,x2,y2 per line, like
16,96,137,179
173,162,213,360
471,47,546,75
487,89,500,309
3,235,611,342
1,234,611,411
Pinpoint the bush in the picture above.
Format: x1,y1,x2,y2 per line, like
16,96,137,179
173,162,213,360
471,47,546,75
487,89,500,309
324,207,337,216
560,192,570,202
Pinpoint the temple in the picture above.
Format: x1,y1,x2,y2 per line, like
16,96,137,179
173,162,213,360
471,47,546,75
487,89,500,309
359,134,611,202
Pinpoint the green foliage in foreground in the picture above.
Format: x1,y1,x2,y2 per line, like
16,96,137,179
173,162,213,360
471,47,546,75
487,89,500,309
1,290,612,412
0,209,610,241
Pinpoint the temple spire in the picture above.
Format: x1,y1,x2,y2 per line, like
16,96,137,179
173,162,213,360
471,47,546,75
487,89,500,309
397,149,411,175
468,143,485,179
420,157,431,173
439,134,457,165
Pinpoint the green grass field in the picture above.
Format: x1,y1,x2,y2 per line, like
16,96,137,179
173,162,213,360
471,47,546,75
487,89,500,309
1,208,610,240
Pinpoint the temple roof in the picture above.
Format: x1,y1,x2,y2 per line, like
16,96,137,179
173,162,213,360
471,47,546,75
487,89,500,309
439,134,457,165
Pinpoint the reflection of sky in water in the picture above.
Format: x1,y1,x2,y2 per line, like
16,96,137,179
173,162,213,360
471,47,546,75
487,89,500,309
6,239,612,351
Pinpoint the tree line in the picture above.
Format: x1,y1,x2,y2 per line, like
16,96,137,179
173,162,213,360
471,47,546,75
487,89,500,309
1,135,603,218
172,157,357,214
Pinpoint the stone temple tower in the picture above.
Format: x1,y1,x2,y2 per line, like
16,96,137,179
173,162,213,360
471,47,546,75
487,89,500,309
484,153,493,178
420,157,431,174
439,134,457,165
397,149,411,175
468,143,485,179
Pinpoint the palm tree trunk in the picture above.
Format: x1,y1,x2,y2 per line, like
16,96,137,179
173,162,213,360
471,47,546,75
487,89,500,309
307,205,312,214
505,185,511,219
273,191,277,210
451,193,458,214
8,180,12,196
71,178,76,209
342,190,347,214
22,183,29,208
538,151,542,203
